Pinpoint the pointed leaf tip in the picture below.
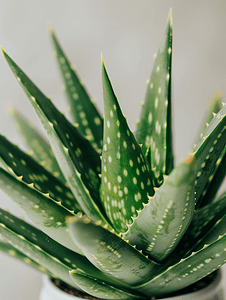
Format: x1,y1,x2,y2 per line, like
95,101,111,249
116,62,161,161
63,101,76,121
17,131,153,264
0,46,5,54
168,8,173,27
48,23,54,33
101,53,105,67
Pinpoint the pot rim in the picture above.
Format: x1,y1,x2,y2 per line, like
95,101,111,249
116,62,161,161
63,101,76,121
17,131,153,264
42,275,81,299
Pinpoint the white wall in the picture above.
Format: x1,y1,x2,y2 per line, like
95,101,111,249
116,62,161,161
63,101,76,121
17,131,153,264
0,0,226,299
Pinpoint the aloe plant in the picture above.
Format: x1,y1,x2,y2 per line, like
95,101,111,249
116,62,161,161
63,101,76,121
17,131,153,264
0,10,226,299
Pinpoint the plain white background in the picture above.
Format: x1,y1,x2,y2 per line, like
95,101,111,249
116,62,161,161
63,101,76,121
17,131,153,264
0,0,226,299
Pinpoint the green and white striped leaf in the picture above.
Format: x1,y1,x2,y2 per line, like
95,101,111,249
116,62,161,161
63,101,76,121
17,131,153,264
137,235,226,297
0,134,81,212
50,28,103,152
2,49,111,227
136,10,173,186
69,271,142,300
67,216,161,286
101,59,155,233
123,156,196,262
9,107,66,183
192,103,226,204
0,167,82,253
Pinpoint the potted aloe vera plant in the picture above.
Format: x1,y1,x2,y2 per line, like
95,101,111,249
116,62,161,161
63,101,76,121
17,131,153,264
0,9,226,299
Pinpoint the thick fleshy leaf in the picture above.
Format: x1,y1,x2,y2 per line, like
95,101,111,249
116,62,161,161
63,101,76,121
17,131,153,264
166,192,226,261
9,107,66,183
123,156,196,262
67,216,161,286
0,221,81,290
50,28,103,152
136,10,173,186
193,92,222,148
192,103,226,204
196,147,226,208
0,208,123,285
0,240,54,276
69,271,142,300
137,235,226,297
0,167,82,253
0,134,81,212
2,49,102,211
2,49,111,227
101,60,155,233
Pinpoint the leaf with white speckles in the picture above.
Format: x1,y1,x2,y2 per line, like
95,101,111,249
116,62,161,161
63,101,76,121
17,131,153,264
0,220,82,290
9,108,66,183
0,208,122,285
124,156,196,262
192,192,226,252
193,103,226,204
137,235,226,297
0,240,55,276
69,271,142,300
166,192,226,261
68,216,161,286
0,167,82,253
101,60,155,233
0,134,82,213
2,49,111,227
196,147,226,208
193,92,222,149
136,10,173,186
50,28,103,152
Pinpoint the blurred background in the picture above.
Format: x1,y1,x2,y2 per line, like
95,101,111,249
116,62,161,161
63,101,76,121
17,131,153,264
0,0,226,299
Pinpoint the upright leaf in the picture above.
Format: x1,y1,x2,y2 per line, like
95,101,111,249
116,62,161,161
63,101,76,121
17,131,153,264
136,10,173,186
50,27,103,151
2,49,111,226
123,156,196,262
101,59,155,233
192,103,226,204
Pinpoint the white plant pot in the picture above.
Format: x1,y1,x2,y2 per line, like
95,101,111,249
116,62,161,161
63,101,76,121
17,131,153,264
39,270,224,300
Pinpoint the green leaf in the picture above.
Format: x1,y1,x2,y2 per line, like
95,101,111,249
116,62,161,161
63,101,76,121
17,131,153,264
67,216,161,286
0,208,122,285
9,107,66,183
192,103,226,204
123,156,196,262
193,92,223,149
166,192,226,261
136,235,226,297
2,49,111,227
0,240,54,276
50,27,103,152
0,221,82,290
196,147,226,208
136,10,173,186
0,167,82,253
69,271,142,300
101,59,155,233
192,192,226,252
0,134,81,212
